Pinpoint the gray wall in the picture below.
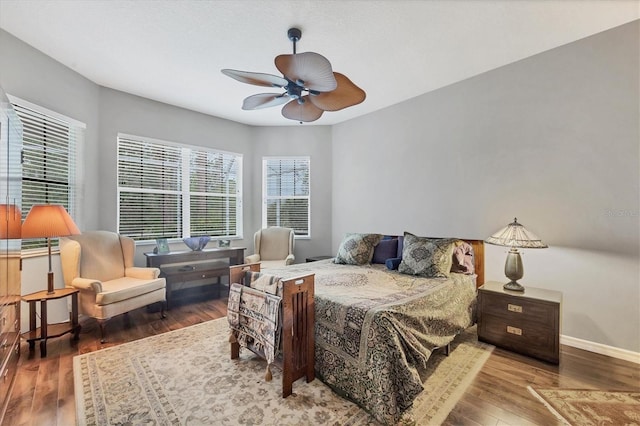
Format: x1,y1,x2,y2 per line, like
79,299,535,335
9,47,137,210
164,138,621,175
331,21,639,352
2,20,638,354
97,87,256,264
0,29,333,331
0,29,101,330
249,125,333,263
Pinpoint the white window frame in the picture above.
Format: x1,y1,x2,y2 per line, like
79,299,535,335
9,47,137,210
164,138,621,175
117,133,243,242
9,95,85,254
262,156,310,239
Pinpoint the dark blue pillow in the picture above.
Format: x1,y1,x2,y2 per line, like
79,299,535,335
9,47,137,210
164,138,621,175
385,257,402,270
372,238,398,264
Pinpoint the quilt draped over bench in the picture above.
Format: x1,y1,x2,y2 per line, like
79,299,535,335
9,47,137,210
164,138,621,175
227,274,283,373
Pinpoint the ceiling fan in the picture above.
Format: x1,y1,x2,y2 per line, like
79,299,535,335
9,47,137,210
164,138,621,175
221,28,366,123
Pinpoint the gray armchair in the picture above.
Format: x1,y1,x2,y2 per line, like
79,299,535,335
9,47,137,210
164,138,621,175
245,227,295,268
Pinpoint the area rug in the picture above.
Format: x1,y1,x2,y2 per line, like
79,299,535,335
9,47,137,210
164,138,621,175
528,387,640,426
74,318,493,425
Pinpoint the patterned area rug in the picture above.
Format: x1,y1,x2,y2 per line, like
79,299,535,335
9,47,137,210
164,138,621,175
74,318,493,425
528,387,640,426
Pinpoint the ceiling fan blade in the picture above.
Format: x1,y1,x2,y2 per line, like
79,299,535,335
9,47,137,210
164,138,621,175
309,72,366,111
242,93,290,110
281,97,324,122
275,52,337,92
221,69,288,88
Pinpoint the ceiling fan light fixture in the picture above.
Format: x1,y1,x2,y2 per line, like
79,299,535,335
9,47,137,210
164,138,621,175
221,27,365,123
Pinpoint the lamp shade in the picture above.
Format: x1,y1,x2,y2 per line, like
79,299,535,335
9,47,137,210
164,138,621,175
0,204,22,239
485,218,547,249
21,204,80,239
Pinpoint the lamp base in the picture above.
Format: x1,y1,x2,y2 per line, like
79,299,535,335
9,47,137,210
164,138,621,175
47,270,55,294
503,281,525,292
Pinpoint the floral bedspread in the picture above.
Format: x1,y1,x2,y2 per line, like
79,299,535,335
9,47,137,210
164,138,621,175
262,260,477,425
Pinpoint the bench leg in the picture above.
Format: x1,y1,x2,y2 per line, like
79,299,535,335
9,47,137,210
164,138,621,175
230,341,240,359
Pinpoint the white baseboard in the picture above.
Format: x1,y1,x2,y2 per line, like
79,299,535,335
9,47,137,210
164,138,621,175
561,334,640,364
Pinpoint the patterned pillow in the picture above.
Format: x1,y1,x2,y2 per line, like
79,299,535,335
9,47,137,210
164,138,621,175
334,233,383,265
398,233,456,278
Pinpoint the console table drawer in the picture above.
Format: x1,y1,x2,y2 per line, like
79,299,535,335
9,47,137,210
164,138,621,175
169,267,228,283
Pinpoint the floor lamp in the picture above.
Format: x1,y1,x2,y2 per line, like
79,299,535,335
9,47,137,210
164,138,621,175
21,204,80,294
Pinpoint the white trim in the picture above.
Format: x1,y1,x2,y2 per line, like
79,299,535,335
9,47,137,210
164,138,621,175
117,132,242,158
7,94,87,129
561,334,640,364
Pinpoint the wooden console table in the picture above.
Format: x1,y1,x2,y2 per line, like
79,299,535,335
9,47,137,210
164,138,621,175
145,247,245,309
22,287,81,357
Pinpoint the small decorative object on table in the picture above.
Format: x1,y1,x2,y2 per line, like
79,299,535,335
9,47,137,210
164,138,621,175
183,236,211,251
155,237,170,254
218,239,231,248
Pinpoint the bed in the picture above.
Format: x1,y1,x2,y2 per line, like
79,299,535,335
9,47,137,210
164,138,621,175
258,234,485,424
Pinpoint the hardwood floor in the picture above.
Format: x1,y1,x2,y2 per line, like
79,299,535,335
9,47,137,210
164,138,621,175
4,297,639,426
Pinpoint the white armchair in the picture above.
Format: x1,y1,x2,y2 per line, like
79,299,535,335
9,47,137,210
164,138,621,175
60,231,166,342
245,227,295,268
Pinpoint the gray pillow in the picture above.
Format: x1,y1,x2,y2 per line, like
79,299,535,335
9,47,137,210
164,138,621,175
334,233,383,265
398,233,456,278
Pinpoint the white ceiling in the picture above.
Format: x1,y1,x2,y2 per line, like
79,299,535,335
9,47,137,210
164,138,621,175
0,1,638,126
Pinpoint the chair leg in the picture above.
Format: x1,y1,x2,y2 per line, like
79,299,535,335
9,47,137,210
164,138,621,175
160,301,167,319
98,319,107,344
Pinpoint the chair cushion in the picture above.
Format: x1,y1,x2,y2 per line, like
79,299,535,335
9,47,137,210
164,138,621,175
95,277,166,305
259,260,289,269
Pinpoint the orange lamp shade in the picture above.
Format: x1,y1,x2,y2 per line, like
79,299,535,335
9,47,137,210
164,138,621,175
21,204,80,239
0,204,22,239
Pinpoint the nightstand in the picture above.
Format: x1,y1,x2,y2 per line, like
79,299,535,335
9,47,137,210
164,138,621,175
477,281,561,364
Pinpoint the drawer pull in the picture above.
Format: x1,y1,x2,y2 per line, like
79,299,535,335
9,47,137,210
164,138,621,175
507,304,523,313
506,326,522,336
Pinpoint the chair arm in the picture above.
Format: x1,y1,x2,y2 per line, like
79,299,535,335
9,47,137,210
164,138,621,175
245,254,260,264
71,278,103,293
126,267,161,280
285,254,295,265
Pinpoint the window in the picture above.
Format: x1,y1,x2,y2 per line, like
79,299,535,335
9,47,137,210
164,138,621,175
262,157,310,237
10,97,84,251
117,134,242,241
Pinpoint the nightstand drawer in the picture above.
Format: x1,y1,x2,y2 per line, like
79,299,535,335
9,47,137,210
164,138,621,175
480,292,556,325
478,312,558,363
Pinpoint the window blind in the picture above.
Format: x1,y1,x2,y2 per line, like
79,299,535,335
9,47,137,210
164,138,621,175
12,102,80,250
263,157,310,237
117,135,242,241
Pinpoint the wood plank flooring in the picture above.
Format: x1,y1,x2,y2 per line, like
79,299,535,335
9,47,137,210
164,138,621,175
3,297,639,425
